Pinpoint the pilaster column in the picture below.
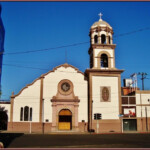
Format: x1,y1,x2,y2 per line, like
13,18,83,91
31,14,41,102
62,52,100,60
10,92,15,122
39,75,44,123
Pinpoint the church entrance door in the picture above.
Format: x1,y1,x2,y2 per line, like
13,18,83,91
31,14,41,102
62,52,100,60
58,109,72,130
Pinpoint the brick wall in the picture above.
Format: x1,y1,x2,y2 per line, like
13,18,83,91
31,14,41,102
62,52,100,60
92,119,121,133
8,122,52,133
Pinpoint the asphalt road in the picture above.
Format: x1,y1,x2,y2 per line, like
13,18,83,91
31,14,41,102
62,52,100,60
0,133,150,148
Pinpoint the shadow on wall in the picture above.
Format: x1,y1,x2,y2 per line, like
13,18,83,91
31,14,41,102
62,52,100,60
0,133,24,148
0,111,8,130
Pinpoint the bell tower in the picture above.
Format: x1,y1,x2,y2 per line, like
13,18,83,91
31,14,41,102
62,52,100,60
85,14,124,132
89,13,116,69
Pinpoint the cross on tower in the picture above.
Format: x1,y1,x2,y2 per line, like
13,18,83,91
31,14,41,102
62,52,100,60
98,13,103,20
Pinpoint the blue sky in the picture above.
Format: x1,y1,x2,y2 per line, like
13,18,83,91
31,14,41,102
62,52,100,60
1,2,150,100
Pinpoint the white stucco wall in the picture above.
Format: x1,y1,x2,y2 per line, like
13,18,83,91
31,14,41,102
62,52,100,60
92,76,119,119
43,66,88,123
13,79,41,122
136,93,150,117
0,103,11,121
12,65,88,124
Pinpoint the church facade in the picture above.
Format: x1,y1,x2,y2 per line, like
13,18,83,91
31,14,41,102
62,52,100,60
1,16,150,133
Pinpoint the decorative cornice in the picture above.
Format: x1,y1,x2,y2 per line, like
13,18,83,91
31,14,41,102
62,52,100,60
136,90,150,94
0,101,10,104
85,68,124,75
43,63,84,76
13,77,42,98
90,26,113,34
91,44,116,49
51,99,80,102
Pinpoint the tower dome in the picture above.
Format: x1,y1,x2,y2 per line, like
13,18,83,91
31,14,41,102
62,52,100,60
89,13,113,45
91,18,112,29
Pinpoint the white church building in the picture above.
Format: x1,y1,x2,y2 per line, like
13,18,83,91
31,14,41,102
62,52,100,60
0,15,150,133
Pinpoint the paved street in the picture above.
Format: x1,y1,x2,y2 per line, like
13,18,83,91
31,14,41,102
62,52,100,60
0,133,150,148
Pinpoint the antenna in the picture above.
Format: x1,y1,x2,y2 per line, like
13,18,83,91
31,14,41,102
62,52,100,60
130,73,138,91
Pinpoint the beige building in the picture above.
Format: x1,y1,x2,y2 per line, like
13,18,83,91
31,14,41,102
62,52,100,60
0,16,150,133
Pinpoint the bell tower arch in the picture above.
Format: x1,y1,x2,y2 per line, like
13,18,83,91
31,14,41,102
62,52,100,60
89,13,116,69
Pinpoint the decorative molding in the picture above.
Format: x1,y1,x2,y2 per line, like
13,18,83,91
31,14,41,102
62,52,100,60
100,86,111,102
85,69,124,75
51,99,80,102
91,44,116,49
0,101,10,104
39,76,44,122
58,79,73,96
97,51,111,69
136,90,150,94
44,63,84,76
52,79,79,100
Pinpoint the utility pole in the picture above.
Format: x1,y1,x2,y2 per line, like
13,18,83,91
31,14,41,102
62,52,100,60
138,72,148,90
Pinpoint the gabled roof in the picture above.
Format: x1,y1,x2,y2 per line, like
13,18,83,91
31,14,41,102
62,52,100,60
12,63,84,98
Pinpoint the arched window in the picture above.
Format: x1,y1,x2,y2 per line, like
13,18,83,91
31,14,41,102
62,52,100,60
20,107,23,121
101,54,108,67
24,106,29,121
20,106,33,121
94,35,98,44
101,34,106,44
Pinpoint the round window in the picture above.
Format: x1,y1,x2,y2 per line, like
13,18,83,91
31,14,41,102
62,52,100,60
61,82,70,92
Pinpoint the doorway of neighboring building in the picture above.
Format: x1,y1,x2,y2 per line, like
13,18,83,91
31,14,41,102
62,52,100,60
0,111,8,130
123,119,137,131
58,109,72,130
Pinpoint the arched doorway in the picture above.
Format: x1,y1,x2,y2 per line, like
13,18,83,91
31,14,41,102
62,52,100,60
0,111,8,130
58,109,72,130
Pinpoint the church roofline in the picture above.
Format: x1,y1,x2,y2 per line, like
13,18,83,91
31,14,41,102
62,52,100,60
43,63,84,76
0,101,10,104
12,63,84,98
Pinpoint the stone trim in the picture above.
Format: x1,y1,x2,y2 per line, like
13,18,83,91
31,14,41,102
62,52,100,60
136,104,150,106
13,76,43,98
51,99,80,102
0,101,10,104
85,69,123,131
97,51,111,69
85,69,124,75
136,90,150,94
39,76,44,122
58,79,73,95
10,93,15,122
100,86,111,102
44,63,84,76
91,44,116,49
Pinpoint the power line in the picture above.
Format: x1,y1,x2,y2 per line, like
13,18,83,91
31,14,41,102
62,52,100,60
2,26,150,56
3,41,89,55
3,64,48,71
113,27,150,37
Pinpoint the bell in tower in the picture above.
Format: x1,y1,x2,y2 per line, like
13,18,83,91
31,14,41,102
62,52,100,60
89,13,116,69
